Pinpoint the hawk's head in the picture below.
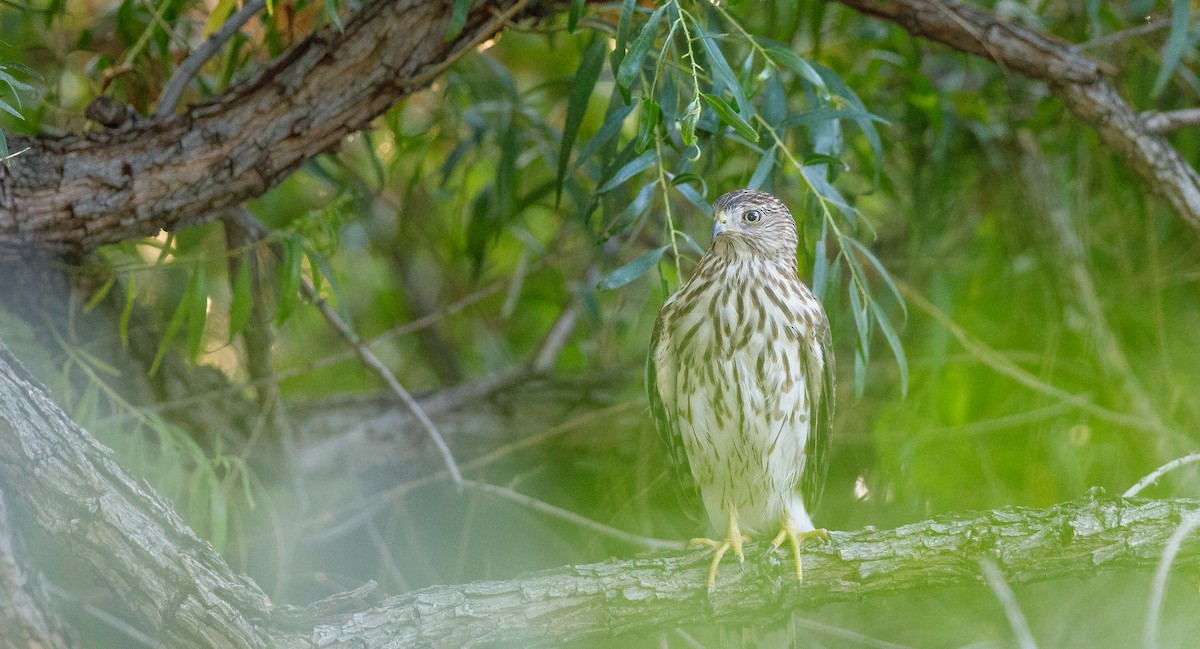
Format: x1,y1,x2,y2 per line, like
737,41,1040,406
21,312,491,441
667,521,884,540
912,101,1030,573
710,189,799,261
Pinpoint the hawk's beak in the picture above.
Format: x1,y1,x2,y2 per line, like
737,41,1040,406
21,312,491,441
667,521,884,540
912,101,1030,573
712,211,729,238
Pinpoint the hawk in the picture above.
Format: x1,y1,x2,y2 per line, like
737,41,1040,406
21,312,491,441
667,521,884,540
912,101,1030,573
648,189,833,590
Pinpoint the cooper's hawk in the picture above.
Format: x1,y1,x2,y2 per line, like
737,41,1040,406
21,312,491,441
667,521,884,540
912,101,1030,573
648,189,833,590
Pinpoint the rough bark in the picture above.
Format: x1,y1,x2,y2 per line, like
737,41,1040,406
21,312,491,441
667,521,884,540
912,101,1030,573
2,336,1199,647
0,341,283,649
0,488,76,649
834,0,1200,233
0,0,542,259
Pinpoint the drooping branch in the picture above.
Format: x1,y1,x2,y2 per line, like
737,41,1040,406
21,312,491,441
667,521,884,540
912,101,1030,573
0,0,560,259
2,331,1199,647
833,0,1200,233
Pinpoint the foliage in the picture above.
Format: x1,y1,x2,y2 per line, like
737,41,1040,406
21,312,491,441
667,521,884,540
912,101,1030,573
3,0,1200,647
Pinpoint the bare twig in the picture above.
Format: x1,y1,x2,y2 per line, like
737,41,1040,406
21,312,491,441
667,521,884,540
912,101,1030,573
1143,509,1200,649
461,479,684,551
155,0,268,117
1140,109,1200,133
980,558,1038,649
1125,452,1200,498
834,0,1200,233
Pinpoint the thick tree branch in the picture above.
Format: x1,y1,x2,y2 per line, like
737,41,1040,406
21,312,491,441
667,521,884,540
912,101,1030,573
307,494,1200,647
3,332,1199,647
0,0,556,259
834,0,1200,233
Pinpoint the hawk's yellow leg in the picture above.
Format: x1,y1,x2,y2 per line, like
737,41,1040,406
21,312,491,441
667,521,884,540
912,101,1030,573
689,506,750,590
769,519,829,581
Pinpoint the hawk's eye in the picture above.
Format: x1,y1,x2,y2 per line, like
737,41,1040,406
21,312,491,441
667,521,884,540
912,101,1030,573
743,209,762,223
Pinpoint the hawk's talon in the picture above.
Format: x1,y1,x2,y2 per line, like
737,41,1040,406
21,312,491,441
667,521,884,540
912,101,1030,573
769,521,829,582
690,507,749,590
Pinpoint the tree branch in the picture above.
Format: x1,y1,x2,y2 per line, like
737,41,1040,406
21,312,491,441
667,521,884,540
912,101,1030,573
2,333,1199,646
833,0,1200,233
0,0,564,259
306,494,1200,647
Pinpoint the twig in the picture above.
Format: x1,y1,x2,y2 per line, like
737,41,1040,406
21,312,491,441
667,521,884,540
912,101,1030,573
1124,452,1200,498
231,209,464,487
1140,109,1200,133
156,0,268,117
1143,509,1200,649
1076,19,1170,51
979,558,1038,649
461,479,684,551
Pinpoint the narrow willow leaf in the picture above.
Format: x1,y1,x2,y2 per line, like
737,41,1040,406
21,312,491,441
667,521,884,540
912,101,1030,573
1153,0,1190,96
870,295,908,397
120,276,136,347
680,97,701,147
304,244,352,327
445,0,472,40
635,97,661,153
847,237,906,318
604,181,656,240
598,149,657,193
701,93,759,142
755,37,828,97
693,20,753,121
748,144,776,190
571,104,632,174
611,0,638,73
567,0,585,32
276,238,302,325
202,0,237,36
83,275,116,312
228,258,252,342
675,231,706,257
324,0,344,32
617,5,666,96
557,38,607,204
598,245,667,290
149,270,198,376
185,264,209,362
0,100,23,120
814,64,885,184
811,222,830,301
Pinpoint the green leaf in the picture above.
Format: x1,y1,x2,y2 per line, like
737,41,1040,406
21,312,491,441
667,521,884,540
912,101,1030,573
83,275,117,312
598,149,657,193
700,93,759,142
0,100,24,121
276,237,302,325
557,38,607,204
445,0,472,40
567,0,585,33
228,258,252,341
870,295,908,397
598,245,667,290
694,20,753,122
616,5,665,97
185,264,209,362
811,228,829,301
635,97,660,152
603,181,656,240
1153,0,1190,96
149,267,200,376
323,0,344,32
754,37,828,97
120,276,136,347
748,144,776,190
679,97,701,147
611,0,638,72
846,237,906,319
571,104,633,174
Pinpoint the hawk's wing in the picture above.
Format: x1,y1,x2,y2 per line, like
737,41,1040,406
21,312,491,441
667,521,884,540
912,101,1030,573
646,307,703,521
799,318,834,514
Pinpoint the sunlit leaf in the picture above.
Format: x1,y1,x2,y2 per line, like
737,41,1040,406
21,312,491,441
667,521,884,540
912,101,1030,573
598,245,667,290
185,263,209,362
701,93,759,142
228,258,252,342
202,0,237,37
567,0,585,32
